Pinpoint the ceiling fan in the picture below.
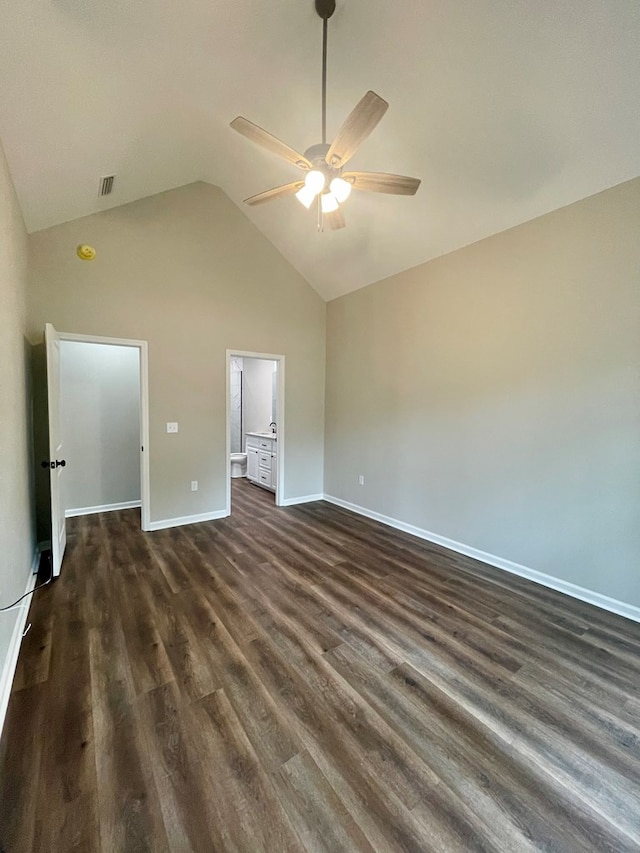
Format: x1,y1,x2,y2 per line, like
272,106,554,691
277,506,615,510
230,0,421,231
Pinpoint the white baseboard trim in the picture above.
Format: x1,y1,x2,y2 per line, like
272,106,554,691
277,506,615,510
0,549,39,739
66,500,142,518
147,509,228,532
279,494,324,507
322,494,640,624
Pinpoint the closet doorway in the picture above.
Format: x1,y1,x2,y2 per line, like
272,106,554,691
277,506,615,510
44,326,150,574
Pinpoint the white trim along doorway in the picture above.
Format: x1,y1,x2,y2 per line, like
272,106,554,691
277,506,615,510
55,329,151,533
225,349,285,516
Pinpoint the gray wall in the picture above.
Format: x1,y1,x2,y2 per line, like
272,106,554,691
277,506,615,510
60,341,141,512
0,138,36,695
27,182,326,521
325,178,640,609
243,358,276,439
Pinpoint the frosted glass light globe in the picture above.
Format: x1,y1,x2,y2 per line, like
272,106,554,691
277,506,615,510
330,177,352,203
321,191,339,213
304,169,326,194
295,184,317,209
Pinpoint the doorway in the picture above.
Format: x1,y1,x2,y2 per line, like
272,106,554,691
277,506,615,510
60,340,142,517
44,327,150,575
226,349,285,515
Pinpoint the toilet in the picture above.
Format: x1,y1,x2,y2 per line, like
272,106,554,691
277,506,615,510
230,452,247,478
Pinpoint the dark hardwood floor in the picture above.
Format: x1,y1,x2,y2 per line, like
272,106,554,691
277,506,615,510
1,479,639,851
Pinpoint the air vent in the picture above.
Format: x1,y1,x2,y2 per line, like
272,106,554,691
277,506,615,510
98,175,115,196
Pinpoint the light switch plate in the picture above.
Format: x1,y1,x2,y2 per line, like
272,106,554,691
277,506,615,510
166,422,178,433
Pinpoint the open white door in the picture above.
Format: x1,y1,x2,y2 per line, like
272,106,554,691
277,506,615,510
45,323,66,576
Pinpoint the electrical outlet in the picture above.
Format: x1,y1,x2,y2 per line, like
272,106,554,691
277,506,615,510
191,480,198,491
166,422,178,433
358,474,365,485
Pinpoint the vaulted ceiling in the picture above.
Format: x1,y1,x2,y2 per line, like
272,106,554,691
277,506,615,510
1,0,639,300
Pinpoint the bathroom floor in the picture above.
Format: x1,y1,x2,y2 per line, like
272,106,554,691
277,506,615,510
232,476,275,515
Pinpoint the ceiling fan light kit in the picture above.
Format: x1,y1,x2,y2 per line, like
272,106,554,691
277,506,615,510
230,0,420,230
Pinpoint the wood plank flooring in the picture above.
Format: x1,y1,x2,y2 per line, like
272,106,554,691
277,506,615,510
1,478,640,851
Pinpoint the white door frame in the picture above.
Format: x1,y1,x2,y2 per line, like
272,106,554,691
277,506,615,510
226,349,285,515
56,330,151,532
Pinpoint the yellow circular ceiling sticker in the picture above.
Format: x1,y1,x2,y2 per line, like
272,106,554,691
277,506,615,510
76,244,96,261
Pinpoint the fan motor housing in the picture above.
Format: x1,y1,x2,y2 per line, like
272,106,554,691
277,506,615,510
304,143,331,163
303,142,341,185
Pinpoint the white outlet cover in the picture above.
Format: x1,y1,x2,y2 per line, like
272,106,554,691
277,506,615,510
166,422,178,433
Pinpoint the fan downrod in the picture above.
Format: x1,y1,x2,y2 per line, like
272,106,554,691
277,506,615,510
315,0,336,20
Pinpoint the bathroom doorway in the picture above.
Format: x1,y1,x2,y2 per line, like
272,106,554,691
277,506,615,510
226,349,284,515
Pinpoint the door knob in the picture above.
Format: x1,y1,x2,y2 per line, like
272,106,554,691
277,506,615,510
41,460,66,469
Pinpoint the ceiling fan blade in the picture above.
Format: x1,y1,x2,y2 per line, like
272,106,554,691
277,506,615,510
324,207,345,230
230,117,312,171
343,171,421,195
243,182,304,206
325,91,389,168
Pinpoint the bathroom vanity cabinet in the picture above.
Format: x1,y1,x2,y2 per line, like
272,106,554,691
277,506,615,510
245,433,277,492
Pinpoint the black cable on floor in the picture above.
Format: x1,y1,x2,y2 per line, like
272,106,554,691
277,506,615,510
0,578,52,612
0,551,53,612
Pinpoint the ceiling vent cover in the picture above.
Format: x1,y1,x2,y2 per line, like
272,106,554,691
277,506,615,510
98,175,115,196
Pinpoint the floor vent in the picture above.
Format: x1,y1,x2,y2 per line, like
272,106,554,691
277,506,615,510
98,174,115,196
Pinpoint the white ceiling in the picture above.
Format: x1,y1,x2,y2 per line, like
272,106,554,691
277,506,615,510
1,0,639,300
